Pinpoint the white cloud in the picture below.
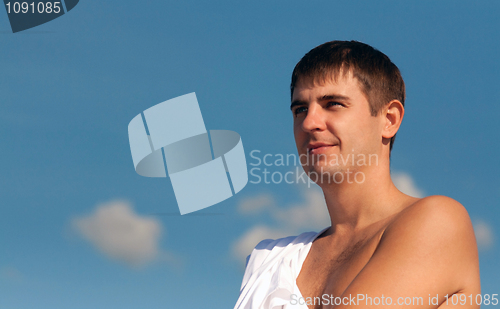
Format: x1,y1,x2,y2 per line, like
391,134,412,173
72,200,163,267
392,172,425,198
271,189,329,230
0,266,23,283
473,219,494,251
238,194,275,215
232,186,330,262
231,225,293,263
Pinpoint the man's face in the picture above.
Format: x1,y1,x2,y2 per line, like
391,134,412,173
291,72,384,183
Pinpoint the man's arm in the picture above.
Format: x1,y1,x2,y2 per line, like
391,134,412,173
331,195,480,309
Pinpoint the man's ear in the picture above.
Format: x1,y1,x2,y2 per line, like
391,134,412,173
382,100,404,139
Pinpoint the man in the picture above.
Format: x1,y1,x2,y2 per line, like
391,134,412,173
234,41,480,309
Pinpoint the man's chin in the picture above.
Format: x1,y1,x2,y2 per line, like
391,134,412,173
306,162,342,171
305,165,345,178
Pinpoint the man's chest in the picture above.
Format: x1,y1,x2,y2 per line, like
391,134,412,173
296,232,384,309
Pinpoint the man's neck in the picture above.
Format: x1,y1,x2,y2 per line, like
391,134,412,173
320,165,414,235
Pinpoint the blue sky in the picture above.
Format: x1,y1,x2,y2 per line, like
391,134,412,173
0,1,499,308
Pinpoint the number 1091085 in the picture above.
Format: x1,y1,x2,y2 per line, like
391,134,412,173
5,2,62,14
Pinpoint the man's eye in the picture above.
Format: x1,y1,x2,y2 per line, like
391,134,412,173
294,106,307,116
328,101,343,107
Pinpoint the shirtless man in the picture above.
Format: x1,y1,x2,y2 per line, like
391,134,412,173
234,40,480,309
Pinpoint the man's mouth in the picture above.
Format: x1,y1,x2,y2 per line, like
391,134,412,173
307,143,337,154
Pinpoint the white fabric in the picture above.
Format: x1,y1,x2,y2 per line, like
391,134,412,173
234,227,329,309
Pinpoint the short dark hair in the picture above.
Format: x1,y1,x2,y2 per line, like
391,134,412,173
290,40,405,151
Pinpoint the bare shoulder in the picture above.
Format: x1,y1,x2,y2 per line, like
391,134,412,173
388,195,473,232
385,195,475,242
338,195,480,308
379,195,480,292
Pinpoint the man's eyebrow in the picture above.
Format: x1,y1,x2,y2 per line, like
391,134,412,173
290,94,351,110
290,100,307,110
318,94,350,102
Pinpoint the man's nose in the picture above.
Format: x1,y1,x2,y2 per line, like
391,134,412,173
301,104,326,132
